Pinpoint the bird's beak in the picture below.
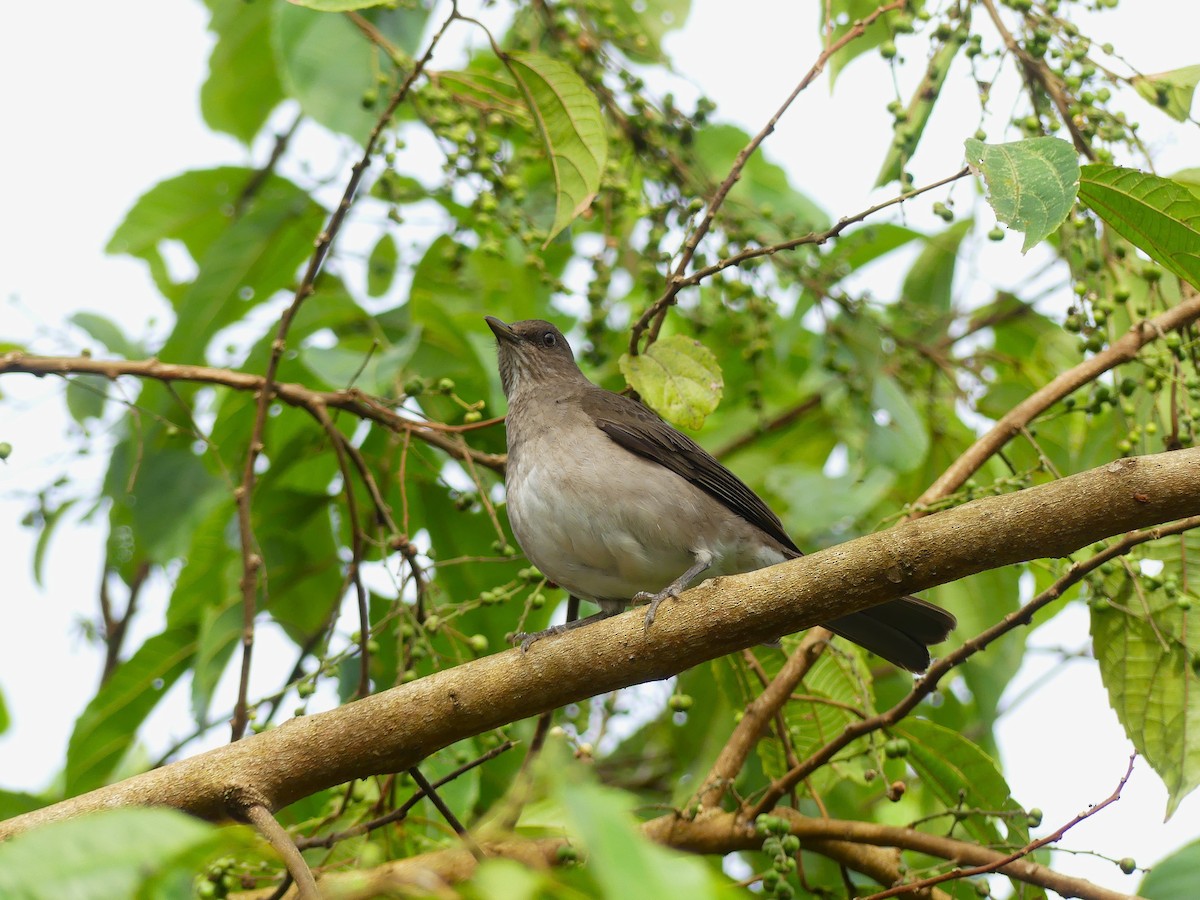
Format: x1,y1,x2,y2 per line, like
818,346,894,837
485,316,518,343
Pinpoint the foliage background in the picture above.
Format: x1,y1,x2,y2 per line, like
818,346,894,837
1,0,1199,895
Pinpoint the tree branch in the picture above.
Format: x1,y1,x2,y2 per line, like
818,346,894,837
244,804,319,900
629,0,907,352
912,288,1200,513
2,448,1197,838
0,353,506,472
231,804,1133,900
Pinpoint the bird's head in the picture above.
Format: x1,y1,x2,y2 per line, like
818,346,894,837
485,317,582,397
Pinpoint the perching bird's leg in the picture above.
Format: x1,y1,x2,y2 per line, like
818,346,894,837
634,549,714,631
513,596,610,651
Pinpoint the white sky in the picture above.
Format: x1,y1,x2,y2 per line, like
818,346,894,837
1,0,1199,893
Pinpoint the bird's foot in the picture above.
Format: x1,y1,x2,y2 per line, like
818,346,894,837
511,608,618,651
634,587,680,632
512,624,567,652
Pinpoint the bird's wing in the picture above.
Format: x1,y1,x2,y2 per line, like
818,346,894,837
580,388,802,555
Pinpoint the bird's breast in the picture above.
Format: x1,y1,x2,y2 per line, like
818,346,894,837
504,417,786,603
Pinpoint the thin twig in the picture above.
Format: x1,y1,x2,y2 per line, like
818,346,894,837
629,0,907,353
408,766,485,860
228,0,460,743
2,353,508,471
746,515,1200,818
297,740,514,851
99,560,149,685
676,166,972,295
860,755,1137,900
911,289,1200,515
244,803,320,900
693,630,828,810
980,0,1096,158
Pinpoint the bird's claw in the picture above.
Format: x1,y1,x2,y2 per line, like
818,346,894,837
512,624,564,652
634,588,677,632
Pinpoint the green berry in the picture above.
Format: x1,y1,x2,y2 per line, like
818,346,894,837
884,738,911,758
0,442,10,460
1119,857,1136,875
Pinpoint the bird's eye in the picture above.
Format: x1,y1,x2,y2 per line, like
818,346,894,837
541,331,557,347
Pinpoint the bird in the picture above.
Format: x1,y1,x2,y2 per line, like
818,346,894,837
485,316,955,672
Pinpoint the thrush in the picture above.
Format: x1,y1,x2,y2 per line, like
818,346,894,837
486,316,955,671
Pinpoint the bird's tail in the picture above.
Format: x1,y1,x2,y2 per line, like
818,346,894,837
823,596,956,673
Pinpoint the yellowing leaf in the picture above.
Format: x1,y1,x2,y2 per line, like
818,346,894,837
619,335,722,430
505,52,607,244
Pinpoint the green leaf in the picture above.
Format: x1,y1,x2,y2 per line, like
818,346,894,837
107,167,237,258
107,167,263,298
1092,602,1200,817
865,375,930,472
895,718,1029,848
505,52,607,244
1171,167,1200,199
692,124,828,236
901,219,972,317
609,0,691,62
66,627,196,795
769,467,895,538
927,567,1025,737
65,375,108,424
1078,165,1200,290
69,312,140,358
824,0,923,85
760,642,876,791
826,223,923,275
191,600,242,723
0,790,44,820
468,859,549,900
1141,838,1200,899
965,137,1080,252
202,0,284,143
876,10,967,187
366,231,399,297
619,335,723,430
0,808,232,900
299,332,420,395
274,3,430,141
158,177,326,363
562,781,721,900
1132,64,1200,122
105,444,226,566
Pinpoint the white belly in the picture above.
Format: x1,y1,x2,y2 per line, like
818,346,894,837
505,423,786,606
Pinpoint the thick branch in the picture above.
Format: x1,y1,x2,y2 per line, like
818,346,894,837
2,448,1198,838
